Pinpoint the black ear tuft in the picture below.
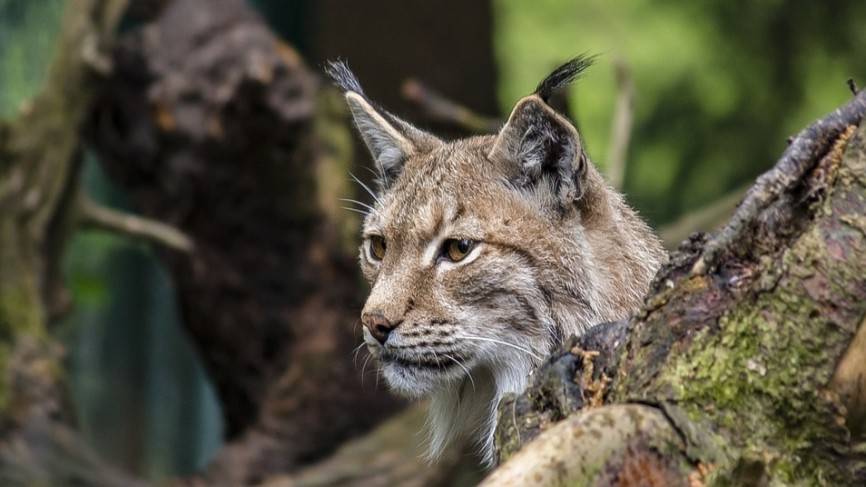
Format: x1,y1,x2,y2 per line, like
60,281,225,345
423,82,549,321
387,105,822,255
323,59,443,191
324,59,366,96
534,54,596,103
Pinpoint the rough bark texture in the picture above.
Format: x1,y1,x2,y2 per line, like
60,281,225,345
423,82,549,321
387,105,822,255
487,405,691,486
489,90,866,485
494,321,629,463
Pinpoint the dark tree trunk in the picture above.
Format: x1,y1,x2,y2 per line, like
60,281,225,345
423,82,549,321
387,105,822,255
85,0,502,482
86,0,401,482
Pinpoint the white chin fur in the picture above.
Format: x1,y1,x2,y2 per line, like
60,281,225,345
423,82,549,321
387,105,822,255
375,344,540,467
424,357,535,468
381,363,436,398
381,361,465,399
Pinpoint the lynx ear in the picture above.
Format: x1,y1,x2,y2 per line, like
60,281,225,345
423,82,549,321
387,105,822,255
490,56,594,207
490,95,586,205
326,60,439,188
344,92,416,182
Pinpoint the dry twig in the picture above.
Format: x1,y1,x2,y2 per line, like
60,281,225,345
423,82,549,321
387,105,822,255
658,184,750,249
605,58,635,190
78,194,193,252
402,79,502,133
691,89,866,275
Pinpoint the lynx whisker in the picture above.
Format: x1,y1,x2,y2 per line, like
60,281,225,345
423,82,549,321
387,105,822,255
351,342,367,366
339,198,377,213
349,172,382,205
360,164,384,183
461,335,543,362
341,206,370,216
360,352,373,386
443,353,476,392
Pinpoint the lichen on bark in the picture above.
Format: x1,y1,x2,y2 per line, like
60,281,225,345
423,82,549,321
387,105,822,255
619,123,866,484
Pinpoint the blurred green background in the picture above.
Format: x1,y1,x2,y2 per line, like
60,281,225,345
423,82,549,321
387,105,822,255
1,0,864,480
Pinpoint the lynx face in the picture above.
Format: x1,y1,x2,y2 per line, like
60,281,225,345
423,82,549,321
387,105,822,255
328,58,665,465
358,139,557,399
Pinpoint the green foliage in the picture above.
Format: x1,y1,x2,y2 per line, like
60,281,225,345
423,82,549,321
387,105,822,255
494,0,866,226
60,158,224,479
0,0,64,117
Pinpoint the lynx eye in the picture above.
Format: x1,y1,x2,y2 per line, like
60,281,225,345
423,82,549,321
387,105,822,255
443,239,475,262
368,235,387,261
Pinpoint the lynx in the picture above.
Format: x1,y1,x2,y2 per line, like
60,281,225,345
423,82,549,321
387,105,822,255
327,57,666,465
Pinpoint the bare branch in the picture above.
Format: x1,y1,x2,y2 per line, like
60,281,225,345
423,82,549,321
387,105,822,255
605,58,635,190
691,89,866,275
78,194,193,252
401,79,502,133
658,184,750,249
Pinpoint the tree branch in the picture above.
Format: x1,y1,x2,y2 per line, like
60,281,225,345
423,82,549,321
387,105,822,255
483,405,690,487
605,58,635,190
78,194,193,252
691,88,866,274
658,183,750,249
401,79,502,133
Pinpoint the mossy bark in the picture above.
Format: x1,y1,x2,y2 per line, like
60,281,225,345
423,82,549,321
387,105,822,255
614,124,866,485
489,95,866,485
0,0,125,421
0,1,140,485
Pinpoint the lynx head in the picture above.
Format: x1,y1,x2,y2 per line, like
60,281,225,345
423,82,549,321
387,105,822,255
327,57,664,465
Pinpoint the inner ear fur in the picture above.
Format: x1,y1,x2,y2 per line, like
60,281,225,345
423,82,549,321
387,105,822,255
345,92,416,183
344,92,443,190
490,95,587,206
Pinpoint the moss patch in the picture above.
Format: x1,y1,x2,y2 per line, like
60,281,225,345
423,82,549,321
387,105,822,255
631,125,866,484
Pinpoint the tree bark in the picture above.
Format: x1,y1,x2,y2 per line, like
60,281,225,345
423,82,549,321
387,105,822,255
486,90,866,485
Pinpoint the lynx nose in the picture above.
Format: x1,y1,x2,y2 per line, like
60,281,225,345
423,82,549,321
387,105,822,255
362,313,399,344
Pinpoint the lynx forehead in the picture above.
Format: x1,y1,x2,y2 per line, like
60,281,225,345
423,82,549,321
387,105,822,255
327,57,666,466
